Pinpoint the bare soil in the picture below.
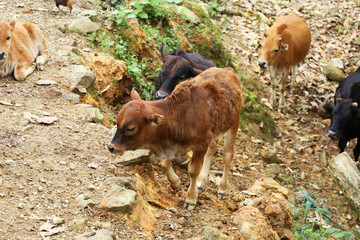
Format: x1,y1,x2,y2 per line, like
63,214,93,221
0,0,359,239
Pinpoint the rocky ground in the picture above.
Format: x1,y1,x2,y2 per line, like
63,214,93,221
0,0,359,239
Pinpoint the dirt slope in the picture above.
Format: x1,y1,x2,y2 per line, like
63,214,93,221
0,0,359,239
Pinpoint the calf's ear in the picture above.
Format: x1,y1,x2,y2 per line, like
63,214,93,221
281,43,289,51
160,43,168,62
130,88,141,100
148,113,164,125
9,16,16,31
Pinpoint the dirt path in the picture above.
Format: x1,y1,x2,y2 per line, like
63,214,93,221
0,0,359,239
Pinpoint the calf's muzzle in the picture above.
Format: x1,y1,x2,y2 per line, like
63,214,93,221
107,144,115,153
257,60,267,69
327,129,338,139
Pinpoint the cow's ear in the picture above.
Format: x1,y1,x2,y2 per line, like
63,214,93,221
281,43,289,51
192,68,203,76
148,113,164,125
9,16,16,31
130,88,141,100
160,43,168,62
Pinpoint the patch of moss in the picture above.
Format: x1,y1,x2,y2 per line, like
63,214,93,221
240,88,275,140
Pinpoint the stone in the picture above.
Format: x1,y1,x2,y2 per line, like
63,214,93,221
63,93,80,103
324,65,345,82
98,185,137,213
255,12,272,26
69,218,88,230
200,226,227,240
69,18,101,34
76,229,116,240
115,149,151,166
80,10,99,22
330,58,344,70
354,37,360,46
177,6,201,24
267,164,281,175
232,206,280,240
88,108,104,123
87,0,101,6
312,165,322,172
76,194,95,208
248,178,289,199
290,0,304,11
317,152,328,164
111,177,136,191
67,65,97,94
261,149,281,164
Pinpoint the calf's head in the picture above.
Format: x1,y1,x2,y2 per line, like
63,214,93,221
155,43,201,100
108,89,164,154
0,17,15,62
257,29,289,69
328,99,359,140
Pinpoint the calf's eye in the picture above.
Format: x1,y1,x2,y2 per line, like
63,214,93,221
126,126,136,132
7,36,10,40
274,49,279,53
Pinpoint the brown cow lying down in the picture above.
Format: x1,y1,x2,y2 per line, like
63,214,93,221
0,17,49,81
108,67,242,210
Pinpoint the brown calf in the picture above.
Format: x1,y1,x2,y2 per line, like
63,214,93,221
258,12,311,111
108,67,242,210
0,17,49,81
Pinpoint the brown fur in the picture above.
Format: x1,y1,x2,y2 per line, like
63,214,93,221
258,12,311,110
0,17,49,81
109,67,242,209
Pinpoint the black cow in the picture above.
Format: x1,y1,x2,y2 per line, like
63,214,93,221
155,43,215,99
326,66,360,162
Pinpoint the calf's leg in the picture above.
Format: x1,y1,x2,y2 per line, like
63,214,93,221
278,70,289,111
185,149,206,210
197,139,217,192
269,67,277,109
218,124,238,199
161,159,180,190
14,62,35,81
353,138,360,162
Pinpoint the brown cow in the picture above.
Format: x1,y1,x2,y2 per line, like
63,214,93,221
0,17,49,81
108,67,242,210
257,13,311,111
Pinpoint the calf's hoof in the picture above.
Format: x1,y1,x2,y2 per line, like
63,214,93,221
197,185,205,193
36,64,45,71
170,179,181,191
184,202,196,210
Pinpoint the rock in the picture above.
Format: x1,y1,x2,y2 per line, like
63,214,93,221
261,149,281,164
249,178,295,240
177,6,201,24
80,10,99,22
88,163,98,169
115,149,151,166
323,65,345,82
201,226,227,240
312,165,322,172
354,37,360,46
87,0,101,6
290,0,304,11
317,152,328,164
255,12,272,25
88,108,104,123
232,206,280,240
330,58,344,70
80,53,133,106
68,18,100,34
36,80,57,85
67,65,97,94
111,177,136,191
76,194,95,208
266,164,281,175
76,229,116,240
98,185,137,213
69,218,88,231
63,93,80,103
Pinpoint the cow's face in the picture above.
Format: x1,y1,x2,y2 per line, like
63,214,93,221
155,55,195,99
0,19,15,62
257,32,288,69
328,100,358,140
108,89,164,154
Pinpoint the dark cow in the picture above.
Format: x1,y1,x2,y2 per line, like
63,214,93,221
108,67,242,210
327,66,360,162
155,43,215,99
